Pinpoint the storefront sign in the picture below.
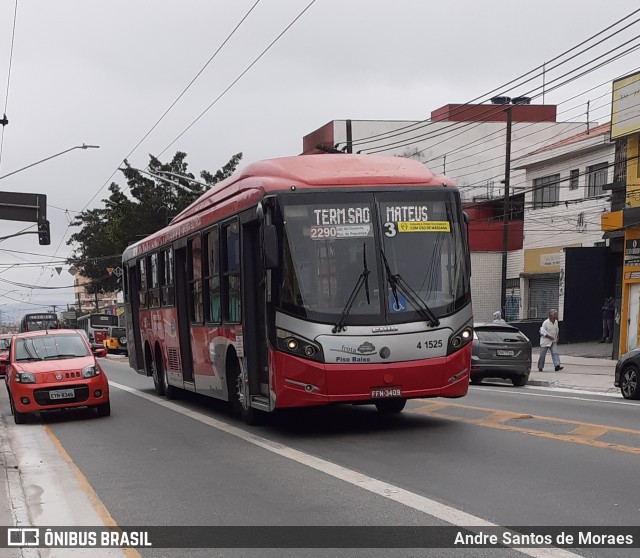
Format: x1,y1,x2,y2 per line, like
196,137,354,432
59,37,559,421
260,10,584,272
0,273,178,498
625,238,640,267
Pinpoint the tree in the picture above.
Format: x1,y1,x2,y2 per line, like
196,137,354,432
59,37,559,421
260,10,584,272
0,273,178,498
68,151,242,296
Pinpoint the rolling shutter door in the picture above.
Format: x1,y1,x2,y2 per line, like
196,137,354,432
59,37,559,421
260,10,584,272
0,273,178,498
528,275,559,319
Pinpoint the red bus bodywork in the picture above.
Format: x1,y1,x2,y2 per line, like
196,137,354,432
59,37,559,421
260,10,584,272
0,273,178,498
123,155,472,420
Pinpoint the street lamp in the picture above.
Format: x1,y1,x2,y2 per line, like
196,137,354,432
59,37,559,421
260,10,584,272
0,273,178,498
0,144,100,181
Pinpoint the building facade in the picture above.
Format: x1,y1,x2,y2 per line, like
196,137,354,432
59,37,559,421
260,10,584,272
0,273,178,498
510,123,616,343
73,273,118,313
601,70,640,358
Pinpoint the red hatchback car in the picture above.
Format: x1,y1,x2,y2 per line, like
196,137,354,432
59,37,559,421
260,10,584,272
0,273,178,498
0,334,11,378
3,329,110,424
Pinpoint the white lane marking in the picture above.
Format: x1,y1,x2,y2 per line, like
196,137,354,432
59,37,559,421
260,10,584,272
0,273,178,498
474,387,640,407
110,381,579,558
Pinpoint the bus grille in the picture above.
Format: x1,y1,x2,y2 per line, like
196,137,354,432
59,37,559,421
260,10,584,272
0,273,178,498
167,348,180,371
34,385,90,406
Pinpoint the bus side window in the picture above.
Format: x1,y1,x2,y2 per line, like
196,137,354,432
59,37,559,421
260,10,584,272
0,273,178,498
149,253,161,308
123,266,129,303
205,227,221,323
188,235,204,324
223,220,241,323
138,258,148,308
161,248,175,306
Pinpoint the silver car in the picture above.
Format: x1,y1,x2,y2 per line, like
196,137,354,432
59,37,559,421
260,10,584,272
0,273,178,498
470,323,532,386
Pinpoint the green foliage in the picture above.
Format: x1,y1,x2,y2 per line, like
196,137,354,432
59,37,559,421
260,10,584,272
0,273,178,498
67,151,243,294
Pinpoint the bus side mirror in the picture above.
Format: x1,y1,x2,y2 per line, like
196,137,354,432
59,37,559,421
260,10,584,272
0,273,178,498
263,224,279,269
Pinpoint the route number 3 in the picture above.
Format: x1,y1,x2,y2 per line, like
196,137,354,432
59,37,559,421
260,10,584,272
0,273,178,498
384,222,397,237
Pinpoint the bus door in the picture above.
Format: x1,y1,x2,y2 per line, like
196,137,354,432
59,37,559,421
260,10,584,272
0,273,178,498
174,246,194,382
241,219,268,398
126,264,143,371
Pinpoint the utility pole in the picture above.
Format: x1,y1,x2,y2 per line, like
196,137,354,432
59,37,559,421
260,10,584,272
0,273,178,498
500,106,513,317
345,120,353,153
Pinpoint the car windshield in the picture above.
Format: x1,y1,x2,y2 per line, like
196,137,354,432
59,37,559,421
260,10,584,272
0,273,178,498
476,328,528,342
276,190,470,324
0,338,10,350
14,334,90,361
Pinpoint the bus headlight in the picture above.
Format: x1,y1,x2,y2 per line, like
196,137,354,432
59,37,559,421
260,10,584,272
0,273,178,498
447,324,473,355
276,329,324,363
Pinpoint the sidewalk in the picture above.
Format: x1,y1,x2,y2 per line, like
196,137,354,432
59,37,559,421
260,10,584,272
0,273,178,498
528,341,618,393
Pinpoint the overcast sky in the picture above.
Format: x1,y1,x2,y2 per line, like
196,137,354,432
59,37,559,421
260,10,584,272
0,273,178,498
0,0,638,322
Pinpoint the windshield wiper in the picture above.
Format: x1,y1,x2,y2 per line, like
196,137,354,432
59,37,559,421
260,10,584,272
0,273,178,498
43,354,80,360
380,248,440,327
16,357,43,362
332,243,371,333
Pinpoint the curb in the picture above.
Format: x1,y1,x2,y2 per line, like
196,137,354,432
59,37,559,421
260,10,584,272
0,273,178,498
0,412,39,558
527,379,553,387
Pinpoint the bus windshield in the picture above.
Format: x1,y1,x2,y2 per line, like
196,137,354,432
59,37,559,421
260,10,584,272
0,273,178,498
22,314,59,332
89,314,118,328
276,190,470,325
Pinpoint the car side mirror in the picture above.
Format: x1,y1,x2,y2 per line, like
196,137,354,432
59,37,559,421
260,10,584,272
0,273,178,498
93,348,107,358
263,224,279,269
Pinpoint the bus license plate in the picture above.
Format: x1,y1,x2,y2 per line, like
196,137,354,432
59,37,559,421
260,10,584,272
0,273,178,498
497,350,515,356
371,386,401,399
50,389,75,400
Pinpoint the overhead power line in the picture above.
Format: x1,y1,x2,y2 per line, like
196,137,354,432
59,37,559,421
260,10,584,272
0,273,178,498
338,7,640,149
0,0,18,174
364,38,640,155
156,0,318,158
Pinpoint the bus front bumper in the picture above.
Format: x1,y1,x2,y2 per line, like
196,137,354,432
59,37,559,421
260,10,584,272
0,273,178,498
270,344,470,408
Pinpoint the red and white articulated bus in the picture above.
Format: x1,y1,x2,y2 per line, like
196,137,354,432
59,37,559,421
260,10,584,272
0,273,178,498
122,155,472,424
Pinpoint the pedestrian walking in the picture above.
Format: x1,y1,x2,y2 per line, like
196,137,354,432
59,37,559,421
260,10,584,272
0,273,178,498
599,296,615,343
538,309,563,372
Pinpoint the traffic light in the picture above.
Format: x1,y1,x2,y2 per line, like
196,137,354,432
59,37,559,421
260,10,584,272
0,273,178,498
38,219,50,245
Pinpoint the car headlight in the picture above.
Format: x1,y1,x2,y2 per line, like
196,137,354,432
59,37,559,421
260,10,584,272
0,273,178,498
82,365,100,378
447,324,473,355
276,329,324,363
15,372,36,384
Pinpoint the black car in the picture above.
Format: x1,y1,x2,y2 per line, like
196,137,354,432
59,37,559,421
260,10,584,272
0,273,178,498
471,323,532,386
614,347,640,399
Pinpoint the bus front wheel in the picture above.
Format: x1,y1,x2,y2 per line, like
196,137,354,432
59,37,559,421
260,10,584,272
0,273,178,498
228,357,263,426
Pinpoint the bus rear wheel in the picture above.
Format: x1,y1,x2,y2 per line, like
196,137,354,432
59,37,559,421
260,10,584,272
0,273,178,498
374,398,407,415
158,350,178,400
147,347,165,396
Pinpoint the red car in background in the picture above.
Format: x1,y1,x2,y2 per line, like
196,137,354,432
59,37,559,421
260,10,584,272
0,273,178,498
2,329,109,424
0,334,11,377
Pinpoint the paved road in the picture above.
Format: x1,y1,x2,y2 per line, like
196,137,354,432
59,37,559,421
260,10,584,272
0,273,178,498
4,359,640,557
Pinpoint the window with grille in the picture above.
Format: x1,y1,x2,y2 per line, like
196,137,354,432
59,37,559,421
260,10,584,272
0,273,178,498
533,174,560,209
586,162,608,197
